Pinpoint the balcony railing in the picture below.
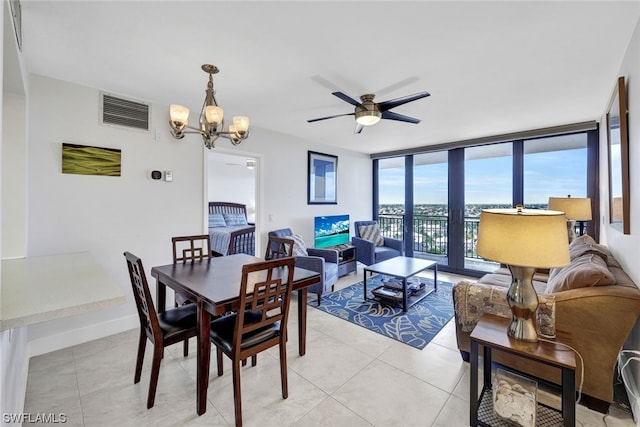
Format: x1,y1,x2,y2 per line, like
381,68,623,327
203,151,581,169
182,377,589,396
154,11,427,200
378,213,584,260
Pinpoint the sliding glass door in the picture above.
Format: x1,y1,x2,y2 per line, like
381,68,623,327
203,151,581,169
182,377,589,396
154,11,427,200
377,157,405,240
414,152,449,265
374,129,596,276
463,144,513,271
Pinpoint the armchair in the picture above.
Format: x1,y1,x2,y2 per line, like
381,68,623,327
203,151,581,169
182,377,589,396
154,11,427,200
267,228,339,305
352,220,403,266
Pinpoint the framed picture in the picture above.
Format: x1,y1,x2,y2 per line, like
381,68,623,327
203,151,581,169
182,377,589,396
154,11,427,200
606,76,630,234
62,143,122,177
308,151,337,204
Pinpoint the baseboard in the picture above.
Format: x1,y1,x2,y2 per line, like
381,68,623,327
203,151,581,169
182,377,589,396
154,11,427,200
618,351,640,426
27,314,138,358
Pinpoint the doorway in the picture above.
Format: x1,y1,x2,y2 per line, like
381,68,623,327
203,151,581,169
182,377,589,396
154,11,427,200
207,150,258,225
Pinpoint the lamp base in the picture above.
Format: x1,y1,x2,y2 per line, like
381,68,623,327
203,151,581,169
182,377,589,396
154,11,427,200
506,265,539,342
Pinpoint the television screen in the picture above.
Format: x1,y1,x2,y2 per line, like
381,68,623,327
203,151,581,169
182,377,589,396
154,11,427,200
314,214,350,248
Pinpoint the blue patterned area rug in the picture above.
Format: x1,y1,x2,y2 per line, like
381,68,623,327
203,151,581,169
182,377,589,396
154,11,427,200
309,275,454,350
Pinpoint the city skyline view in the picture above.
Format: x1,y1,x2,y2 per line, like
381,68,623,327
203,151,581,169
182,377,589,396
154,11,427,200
379,147,587,205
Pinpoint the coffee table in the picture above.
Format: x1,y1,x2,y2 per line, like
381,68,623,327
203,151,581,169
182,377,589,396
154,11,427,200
363,256,438,312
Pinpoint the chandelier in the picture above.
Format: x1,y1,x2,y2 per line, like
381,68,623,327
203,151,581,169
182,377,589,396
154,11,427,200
169,64,250,149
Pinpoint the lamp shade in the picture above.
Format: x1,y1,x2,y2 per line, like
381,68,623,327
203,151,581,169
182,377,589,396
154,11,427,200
205,105,224,124
548,197,592,221
233,116,250,133
477,208,570,268
170,104,190,124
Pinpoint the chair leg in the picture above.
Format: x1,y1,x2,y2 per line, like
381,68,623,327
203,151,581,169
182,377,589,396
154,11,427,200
279,340,288,399
316,294,321,306
134,330,147,384
217,348,224,377
183,338,189,357
147,344,163,409
251,355,257,367
232,358,243,427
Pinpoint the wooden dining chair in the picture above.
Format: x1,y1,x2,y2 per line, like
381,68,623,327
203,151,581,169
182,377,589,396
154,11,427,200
172,234,212,263
171,234,211,355
209,257,296,427
264,235,294,260
124,251,199,409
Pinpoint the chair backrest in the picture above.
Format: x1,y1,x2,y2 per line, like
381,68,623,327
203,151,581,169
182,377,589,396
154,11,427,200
264,236,294,260
172,235,211,263
234,257,296,349
124,251,161,343
354,221,377,238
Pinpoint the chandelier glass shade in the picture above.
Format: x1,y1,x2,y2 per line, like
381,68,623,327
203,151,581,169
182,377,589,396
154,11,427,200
169,64,250,149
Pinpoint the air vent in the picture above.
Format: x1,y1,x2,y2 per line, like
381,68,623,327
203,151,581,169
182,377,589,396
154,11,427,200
101,93,150,132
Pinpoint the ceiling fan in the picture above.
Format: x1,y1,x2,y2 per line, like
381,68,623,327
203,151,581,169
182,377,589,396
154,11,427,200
307,90,431,133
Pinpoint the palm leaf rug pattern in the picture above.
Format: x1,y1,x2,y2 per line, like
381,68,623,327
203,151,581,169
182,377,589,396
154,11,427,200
309,275,454,349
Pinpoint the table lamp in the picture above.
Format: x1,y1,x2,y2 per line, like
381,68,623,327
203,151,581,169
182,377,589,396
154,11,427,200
548,196,592,242
477,206,570,342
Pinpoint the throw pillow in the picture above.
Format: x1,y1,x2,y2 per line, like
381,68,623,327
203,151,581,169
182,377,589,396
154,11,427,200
359,224,384,247
545,253,616,293
289,233,308,257
568,234,609,263
208,213,227,228
222,212,248,226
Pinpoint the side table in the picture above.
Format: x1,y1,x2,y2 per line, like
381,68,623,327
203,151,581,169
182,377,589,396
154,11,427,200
469,314,576,427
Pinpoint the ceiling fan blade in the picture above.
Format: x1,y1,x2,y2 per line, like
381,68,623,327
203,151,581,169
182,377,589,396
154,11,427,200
354,123,364,134
307,112,354,123
332,91,362,107
378,91,431,111
381,111,421,124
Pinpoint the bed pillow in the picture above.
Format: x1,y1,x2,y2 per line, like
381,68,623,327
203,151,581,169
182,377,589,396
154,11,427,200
208,213,227,228
545,253,616,293
222,212,248,226
359,224,384,247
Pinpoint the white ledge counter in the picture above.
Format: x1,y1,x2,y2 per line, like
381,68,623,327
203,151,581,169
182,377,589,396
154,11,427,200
1,252,126,331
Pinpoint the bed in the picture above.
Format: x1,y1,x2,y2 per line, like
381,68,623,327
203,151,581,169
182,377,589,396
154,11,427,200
208,202,256,256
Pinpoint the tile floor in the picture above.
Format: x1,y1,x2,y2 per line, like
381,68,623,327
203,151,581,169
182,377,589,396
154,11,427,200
24,267,635,426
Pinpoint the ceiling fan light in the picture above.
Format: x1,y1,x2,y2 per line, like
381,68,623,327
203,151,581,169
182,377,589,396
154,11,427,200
356,111,381,126
205,105,223,124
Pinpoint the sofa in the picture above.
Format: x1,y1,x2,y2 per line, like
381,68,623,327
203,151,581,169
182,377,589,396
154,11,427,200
452,235,640,413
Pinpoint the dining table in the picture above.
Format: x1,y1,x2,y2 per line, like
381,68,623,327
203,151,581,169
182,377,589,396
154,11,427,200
150,253,321,416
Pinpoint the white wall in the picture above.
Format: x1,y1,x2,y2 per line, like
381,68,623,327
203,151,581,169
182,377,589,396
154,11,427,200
2,92,26,258
1,1,31,421
23,74,371,355
248,127,371,255
599,16,640,418
25,74,205,354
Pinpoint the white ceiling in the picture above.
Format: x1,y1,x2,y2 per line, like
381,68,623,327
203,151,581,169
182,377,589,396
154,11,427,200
18,1,640,155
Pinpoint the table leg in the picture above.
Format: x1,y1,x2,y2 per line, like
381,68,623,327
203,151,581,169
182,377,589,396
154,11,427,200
196,299,211,416
470,339,479,427
433,263,438,291
483,345,492,387
402,278,408,312
297,288,308,356
156,279,167,314
363,270,369,302
562,367,576,427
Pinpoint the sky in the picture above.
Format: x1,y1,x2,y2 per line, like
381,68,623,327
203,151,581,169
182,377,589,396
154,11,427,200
379,148,587,205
